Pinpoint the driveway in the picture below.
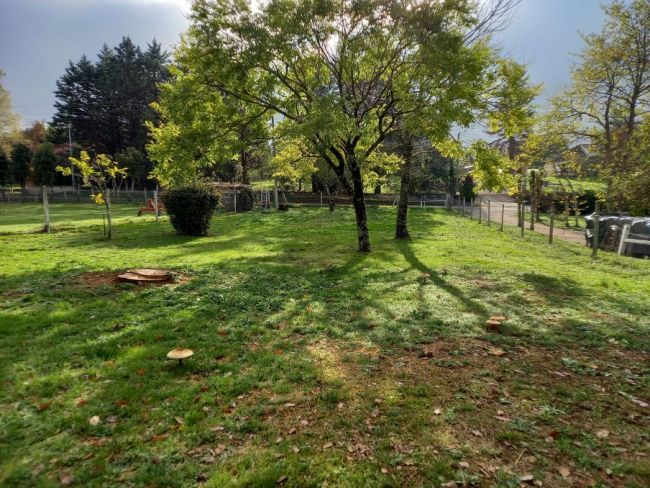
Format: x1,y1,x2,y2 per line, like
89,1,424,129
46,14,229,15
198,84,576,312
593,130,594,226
467,192,586,245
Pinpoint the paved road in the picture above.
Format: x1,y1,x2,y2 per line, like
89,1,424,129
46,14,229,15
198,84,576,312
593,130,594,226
465,193,586,245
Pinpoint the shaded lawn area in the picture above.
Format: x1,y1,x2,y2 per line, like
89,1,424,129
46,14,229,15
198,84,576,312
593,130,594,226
0,203,154,234
0,207,648,487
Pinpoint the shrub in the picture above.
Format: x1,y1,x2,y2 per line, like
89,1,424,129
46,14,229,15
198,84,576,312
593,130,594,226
163,183,219,236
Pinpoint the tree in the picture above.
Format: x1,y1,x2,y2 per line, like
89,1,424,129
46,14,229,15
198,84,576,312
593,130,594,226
549,0,650,211
151,0,515,252
148,65,270,187
10,143,31,189
53,38,169,159
22,121,48,150
0,70,20,152
57,151,127,239
115,147,149,190
32,143,58,232
0,148,10,187
486,59,542,227
32,143,58,187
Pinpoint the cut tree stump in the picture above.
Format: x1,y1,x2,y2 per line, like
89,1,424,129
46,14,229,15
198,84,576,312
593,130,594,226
117,268,172,284
485,320,501,332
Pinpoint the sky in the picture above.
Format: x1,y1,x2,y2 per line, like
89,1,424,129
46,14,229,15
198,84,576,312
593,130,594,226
0,0,609,128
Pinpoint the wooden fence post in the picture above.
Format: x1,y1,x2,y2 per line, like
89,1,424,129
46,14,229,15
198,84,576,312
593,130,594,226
487,200,491,227
42,186,50,233
470,199,474,220
592,202,600,258
478,200,482,224
549,207,555,244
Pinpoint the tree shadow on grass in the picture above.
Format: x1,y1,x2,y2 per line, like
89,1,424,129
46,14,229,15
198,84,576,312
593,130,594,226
395,239,487,316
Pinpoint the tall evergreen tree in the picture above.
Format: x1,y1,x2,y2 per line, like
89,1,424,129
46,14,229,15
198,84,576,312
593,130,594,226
10,143,31,189
52,37,169,163
53,55,101,151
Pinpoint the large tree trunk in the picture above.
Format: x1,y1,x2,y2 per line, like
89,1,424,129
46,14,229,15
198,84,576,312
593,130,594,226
395,154,412,239
349,160,370,252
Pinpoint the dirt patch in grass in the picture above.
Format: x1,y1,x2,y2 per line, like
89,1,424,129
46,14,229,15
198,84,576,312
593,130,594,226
74,271,121,288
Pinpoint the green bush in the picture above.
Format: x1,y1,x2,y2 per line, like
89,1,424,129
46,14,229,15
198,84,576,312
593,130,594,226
163,183,219,236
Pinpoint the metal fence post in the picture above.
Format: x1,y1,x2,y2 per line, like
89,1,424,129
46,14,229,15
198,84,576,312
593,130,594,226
234,190,237,213
478,200,482,224
470,198,474,220
462,199,466,217
592,202,600,258
320,191,323,207
549,207,555,244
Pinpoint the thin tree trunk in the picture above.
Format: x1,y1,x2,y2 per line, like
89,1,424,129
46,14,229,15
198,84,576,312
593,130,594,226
350,160,370,252
395,153,412,239
105,192,112,239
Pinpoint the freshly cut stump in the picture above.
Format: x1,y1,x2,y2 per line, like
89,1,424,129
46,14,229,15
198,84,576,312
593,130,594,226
117,268,172,284
490,315,506,322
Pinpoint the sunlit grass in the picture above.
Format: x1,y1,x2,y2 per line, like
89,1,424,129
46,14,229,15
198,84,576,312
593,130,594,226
0,206,648,486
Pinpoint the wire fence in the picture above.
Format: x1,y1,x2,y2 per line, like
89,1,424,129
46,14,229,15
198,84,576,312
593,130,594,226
0,188,152,204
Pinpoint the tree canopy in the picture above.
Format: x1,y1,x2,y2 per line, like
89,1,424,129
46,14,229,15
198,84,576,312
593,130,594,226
547,0,650,212
149,0,518,251
53,37,169,157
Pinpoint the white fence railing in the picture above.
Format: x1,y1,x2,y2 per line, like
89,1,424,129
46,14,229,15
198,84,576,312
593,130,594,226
617,224,650,255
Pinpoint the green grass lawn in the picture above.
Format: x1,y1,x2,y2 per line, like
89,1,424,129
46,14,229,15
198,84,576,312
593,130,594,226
1,206,648,487
0,203,157,234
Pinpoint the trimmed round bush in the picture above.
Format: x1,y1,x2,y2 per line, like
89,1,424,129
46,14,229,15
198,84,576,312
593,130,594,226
163,183,219,236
